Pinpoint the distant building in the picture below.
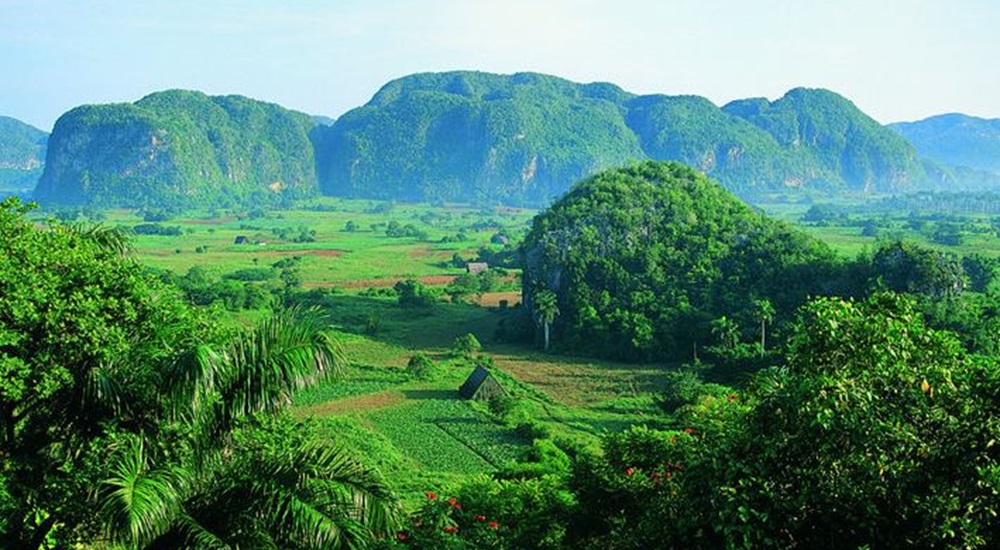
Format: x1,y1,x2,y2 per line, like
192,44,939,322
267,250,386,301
466,262,489,275
234,235,250,245
490,233,510,246
459,365,507,401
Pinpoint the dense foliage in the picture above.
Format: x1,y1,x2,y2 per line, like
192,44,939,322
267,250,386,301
35,90,319,209
0,115,47,189
0,198,398,547
520,161,841,360
317,71,938,205
566,294,1000,549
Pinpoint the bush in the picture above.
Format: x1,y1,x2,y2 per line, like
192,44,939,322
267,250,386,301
452,333,482,358
395,279,437,309
406,352,438,380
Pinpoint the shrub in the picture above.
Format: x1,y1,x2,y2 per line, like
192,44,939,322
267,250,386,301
452,333,482,358
407,352,438,380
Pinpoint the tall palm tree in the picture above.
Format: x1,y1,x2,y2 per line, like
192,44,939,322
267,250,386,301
753,298,775,355
534,289,560,351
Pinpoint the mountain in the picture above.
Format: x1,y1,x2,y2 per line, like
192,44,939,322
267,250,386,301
315,71,930,204
724,88,925,192
0,116,48,192
315,71,643,205
35,90,319,208
890,113,1000,174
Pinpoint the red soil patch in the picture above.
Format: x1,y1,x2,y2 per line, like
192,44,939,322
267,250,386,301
295,390,406,417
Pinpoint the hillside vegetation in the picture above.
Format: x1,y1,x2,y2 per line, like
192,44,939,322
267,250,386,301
520,161,841,361
35,90,319,208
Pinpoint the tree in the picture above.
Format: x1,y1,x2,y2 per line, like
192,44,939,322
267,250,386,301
0,198,399,547
708,294,1000,548
752,298,774,354
709,316,740,349
533,289,559,351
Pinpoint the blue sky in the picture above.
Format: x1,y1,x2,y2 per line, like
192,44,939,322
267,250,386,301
2,0,997,130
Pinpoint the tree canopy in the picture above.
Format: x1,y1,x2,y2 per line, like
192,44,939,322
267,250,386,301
520,160,841,360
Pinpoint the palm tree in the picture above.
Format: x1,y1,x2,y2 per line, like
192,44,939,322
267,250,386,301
753,298,775,355
99,309,400,549
534,289,560,351
710,316,740,350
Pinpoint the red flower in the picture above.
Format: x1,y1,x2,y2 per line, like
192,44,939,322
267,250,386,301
447,497,462,509
443,525,459,534
683,427,696,435
475,515,487,522
727,393,738,402
425,491,437,500
396,531,409,541
488,521,499,529
624,467,635,477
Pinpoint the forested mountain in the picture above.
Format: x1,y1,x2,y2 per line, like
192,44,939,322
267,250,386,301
0,116,47,190
316,71,934,204
520,160,842,361
27,72,995,209
723,88,925,191
35,90,319,208
891,113,1000,174
315,72,644,204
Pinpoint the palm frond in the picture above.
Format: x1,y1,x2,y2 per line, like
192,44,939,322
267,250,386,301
61,221,134,256
216,308,346,425
99,437,189,547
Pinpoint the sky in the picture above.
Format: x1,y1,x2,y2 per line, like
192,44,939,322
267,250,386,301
1,0,998,131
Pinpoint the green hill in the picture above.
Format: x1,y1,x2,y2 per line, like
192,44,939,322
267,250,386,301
35,90,319,208
520,160,840,361
316,72,933,204
890,113,1000,174
0,116,47,192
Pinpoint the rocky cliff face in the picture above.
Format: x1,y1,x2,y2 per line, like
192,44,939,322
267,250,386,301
35,91,319,208
0,116,48,190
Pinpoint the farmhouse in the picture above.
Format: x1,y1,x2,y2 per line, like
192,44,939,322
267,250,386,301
459,365,507,401
466,262,489,275
234,235,250,244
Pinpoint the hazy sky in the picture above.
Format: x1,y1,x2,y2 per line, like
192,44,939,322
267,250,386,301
2,0,997,131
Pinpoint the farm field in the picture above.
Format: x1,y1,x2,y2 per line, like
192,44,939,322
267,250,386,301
37,194,998,503
48,197,667,500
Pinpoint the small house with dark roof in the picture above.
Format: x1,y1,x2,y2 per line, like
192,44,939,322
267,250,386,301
466,262,489,275
234,235,250,245
459,365,507,401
